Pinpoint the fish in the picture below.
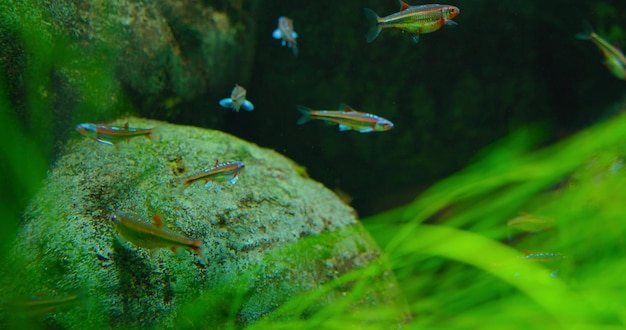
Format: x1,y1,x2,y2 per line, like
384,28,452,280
576,22,626,80
507,213,556,233
75,122,153,147
5,290,85,317
491,251,565,279
182,159,245,191
296,103,394,133
219,84,254,112
520,251,564,263
363,1,460,43
109,212,202,255
272,16,299,56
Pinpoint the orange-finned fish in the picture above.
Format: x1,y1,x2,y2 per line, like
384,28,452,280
576,22,626,80
364,1,460,43
109,212,202,255
272,16,299,56
183,159,245,191
75,122,154,147
296,103,394,133
219,84,254,112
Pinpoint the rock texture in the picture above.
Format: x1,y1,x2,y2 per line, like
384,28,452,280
1,118,405,328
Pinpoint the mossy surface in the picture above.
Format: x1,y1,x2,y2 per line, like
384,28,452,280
1,117,406,328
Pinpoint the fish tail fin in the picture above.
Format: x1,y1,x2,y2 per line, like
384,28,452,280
363,8,382,43
575,20,594,40
242,100,254,111
219,98,233,109
145,127,156,142
190,240,203,256
272,28,282,39
292,44,299,57
296,105,313,125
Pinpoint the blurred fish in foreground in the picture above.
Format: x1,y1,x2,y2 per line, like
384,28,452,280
109,212,202,255
507,213,556,233
576,22,626,80
492,250,565,279
4,290,85,318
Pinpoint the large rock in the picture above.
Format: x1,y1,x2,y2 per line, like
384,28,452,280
2,0,256,129
1,118,406,328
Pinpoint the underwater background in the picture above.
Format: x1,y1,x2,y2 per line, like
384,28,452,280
3,0,626,328
3,0,626,215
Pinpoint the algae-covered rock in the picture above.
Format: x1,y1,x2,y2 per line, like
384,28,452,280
1,118,406,328
3,0,257,129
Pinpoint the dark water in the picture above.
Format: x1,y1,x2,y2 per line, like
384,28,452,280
223,0,626,216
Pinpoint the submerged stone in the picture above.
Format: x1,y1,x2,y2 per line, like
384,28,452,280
1,118,407,328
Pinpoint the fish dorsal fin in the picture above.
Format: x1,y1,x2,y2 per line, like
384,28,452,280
153,214,163,227
339,103,355,112
214,159,220,167
123,122,129,129
399,0,410,10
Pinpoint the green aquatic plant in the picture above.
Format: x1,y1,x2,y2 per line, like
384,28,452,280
335,116,626,328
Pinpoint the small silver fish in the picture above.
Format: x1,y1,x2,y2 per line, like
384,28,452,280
219,84,254,112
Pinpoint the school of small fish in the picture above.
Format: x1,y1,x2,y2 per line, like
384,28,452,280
33,0,626,317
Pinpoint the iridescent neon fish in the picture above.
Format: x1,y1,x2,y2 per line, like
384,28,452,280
296,103,394,133
219,84,254,112
576,22,626,80
183,159,245,191
272,16,299,56
364,1,460,43
75,122,153,147
109,212,202,255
